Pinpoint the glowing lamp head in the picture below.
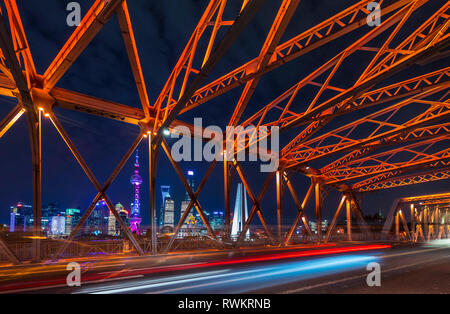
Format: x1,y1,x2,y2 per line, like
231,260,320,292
187,170,194,176
163,129,171,136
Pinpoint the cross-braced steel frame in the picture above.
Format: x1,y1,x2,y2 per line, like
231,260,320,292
0,0,449,264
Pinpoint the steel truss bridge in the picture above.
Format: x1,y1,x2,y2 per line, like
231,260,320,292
0,0,449,264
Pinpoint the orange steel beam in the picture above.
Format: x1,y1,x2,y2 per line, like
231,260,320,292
0,72,15,96
0,9,41,261
282,3,449,130
238,1,438,156
0,72,206,136
47,111,145,255
353,0,424,85
283,10,448,132
325,194,347,242
283,34,450,131
0,103,24,138
224,86,448,171
246,67,449,132
179,0,413,115
284,177,314,245
54,132,143,258
155,0,266,144
116,1,151,118
49,86,145,125
235,172,276,246
324,136,450,184
151,0,226,128
233,160,277,245
354,167,450,192
322,122,450,174
277,67,450,149
4,0,37,81
43,0,124,91
229,0,301,127
413,199,450,206
161,139,220,245
162,158,219,254
283,92,450,168
399,192,450,203
360,2,450,81
254,66,450,159
0,0,448,253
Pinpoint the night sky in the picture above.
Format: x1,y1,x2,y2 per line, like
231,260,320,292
0,0,448,227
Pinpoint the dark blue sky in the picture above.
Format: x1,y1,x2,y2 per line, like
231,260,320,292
0,0,448,227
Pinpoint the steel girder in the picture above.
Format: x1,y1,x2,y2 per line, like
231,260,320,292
178,0,415,114
0,0,448,259
324,136,450,185
353,167,450,192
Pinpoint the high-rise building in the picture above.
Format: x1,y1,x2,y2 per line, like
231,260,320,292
86,200,109,235
160,186,171,227
42,203,64,234
65,208,81,235
111,203,130,236
9,202,33,232
180,170,196,233
50,215,66,236
108,209,117,236
231,183,250,239
163,197,175,227
129,150,143,234
210,211,225,230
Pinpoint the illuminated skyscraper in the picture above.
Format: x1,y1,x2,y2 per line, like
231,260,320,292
9,202,33,232
180,170,196,236
65,208,81,235
108,209,117,236
163,197,175,227
160,186,171,226
129,150,142,234
50,215,66,236
86,200,109,235
231,183,250,239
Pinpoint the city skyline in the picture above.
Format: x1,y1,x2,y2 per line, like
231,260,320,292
1,0,448,233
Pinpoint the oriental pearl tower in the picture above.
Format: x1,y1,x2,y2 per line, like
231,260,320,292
129,150,142,234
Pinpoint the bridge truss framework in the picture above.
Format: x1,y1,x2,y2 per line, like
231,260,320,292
0,0,449,263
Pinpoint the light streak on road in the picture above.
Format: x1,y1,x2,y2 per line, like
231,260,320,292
84,255,378,294
0,244,390,293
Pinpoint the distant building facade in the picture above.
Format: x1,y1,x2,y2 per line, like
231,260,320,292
9,202,33,232
163,197,175,228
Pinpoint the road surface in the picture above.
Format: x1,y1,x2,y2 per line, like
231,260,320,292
0,241,449,294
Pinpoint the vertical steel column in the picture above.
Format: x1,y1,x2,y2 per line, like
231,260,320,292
31,109,42,262
236,172,275,246
446,209,449,239
395,210,400,241
410,204,415,239
314,180,322,243
241,179,246,237
284,179,314,245
399,210,410,240
276,171,282,242
162,159,217,254
325,194,346,243
223,154,232,240
349,193,371,238
346,198,352,241
445,209,449,239
149,134,157,255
